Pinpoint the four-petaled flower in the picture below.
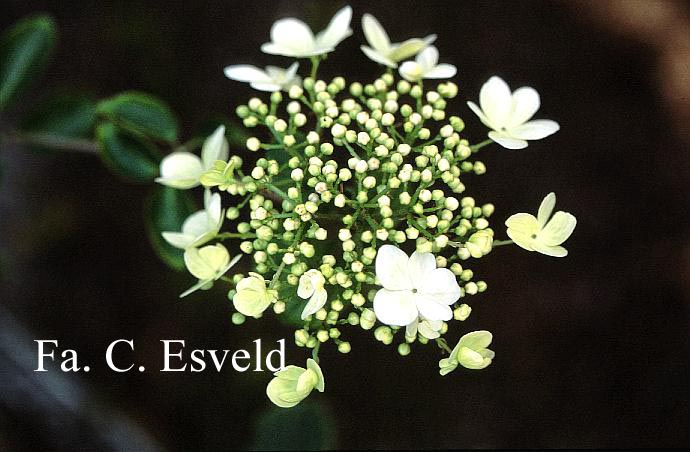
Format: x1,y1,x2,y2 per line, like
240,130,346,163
360,13,436,68
261,6,352,58
155,125,228,189
439,330,495,375
297,269,328,319
180,243,241,298
233,272,277,318
266,358,325,408
162,190,223,250
399,46,457,82
224,62,301,92
505,192,577,257
373,245,461,326
467,76,560,149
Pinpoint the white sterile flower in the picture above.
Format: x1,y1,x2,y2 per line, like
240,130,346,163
439,330,495,375
233,272,277,318
399,46,456,82
162,190,223,249
266,358,324,408
180,243,241,298
297,269,328,319
155,125,229,189
224,62,301,92
505,192,577,257
360,13,436,68
467,76,560,149
406,316,443,341
373,245,461,326
261,6,352,58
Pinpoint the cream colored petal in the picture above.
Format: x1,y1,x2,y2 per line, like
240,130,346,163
201,125,229,168
479,76,512,130
361,13,390,52
508,119,560,140
181,210,209,238
507,86,540,128
537,192,556,228
265,18,315,56
307,358,325,392
408,250,436,290
540,211,577,246
414,294,453,321
223,65,272,83
301,288,327,319
506,228,536,252
417,268,461,306
179,279,212,298
361,45,397,68
315,5,352,49
161,232,194,250
418,320,440,340
274,365,305,381
388,38,427,62
184,247,217,281
458,330,493,350
466,101,493,129
505,213,539,234
375,245,412,290
266,378,302,408
156,152,204,189
488,130,528,149
457,347,492,369
398,61,423,82
531,240,568,257
373,288,418,327
424,63,457,79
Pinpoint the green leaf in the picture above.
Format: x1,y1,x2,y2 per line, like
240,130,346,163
96,122,161,182
251,401,337,450
0,14,57,111
277,286,308,328
20,94,97,150
97,91,179,143
145,186,196,271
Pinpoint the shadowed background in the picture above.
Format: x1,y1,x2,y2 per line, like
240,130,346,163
1,0,690,449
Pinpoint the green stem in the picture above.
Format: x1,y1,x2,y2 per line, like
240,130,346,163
6,131,99,154
436,338,453,354
270,262,286,288
470,139,493,152
311,341,321,362
310,56,320,80
492,239,514,247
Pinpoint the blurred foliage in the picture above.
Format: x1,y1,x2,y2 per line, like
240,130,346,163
95,122,161,182
0,14,56,111
250,401,337,450
145,186,196,271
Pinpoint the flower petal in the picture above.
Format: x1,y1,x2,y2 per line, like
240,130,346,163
161,232,194,249
360,45,397,68
479,76,512,130
155,152,204,189
315,5,352,49
201,125,229,167
249,82,283,92
179,279,212,298
301,288,327,319
223,65,272,84
180,210,209,238
417,45,439,70
398,61,423,82
530,241,568,257
466,101,493,129
373,288,418,326
539,211,577,246
508,119,560,140
418,320,441,339
265,18,315,56
507,86,540,127
458,330,493,350
417,267,461,305
375,244,412,290
506,228,536,252
415,294,453,321
487,130,528,149
307,358,325,392
505,212,539,234
266,378,302,408
407,250,436,290
388,38,428,62
361,13,390,52
424,63,457,79
537,192,556,228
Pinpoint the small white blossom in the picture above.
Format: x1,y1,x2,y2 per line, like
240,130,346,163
266,358,324,408
399,46,456,82
297,269,328,319
156,126,229,189
505,192,576,257
467,76,560,149
360,13,436,68
224,62,301,92
180,244,241,298
439,330,495,375
373,245,461,326
261,6,352,58
406,316,443,341
162,190,223,249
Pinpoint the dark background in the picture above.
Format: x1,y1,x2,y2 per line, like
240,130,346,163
1,0,690,449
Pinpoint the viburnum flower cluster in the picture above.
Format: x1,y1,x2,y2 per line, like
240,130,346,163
156,5,576,408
